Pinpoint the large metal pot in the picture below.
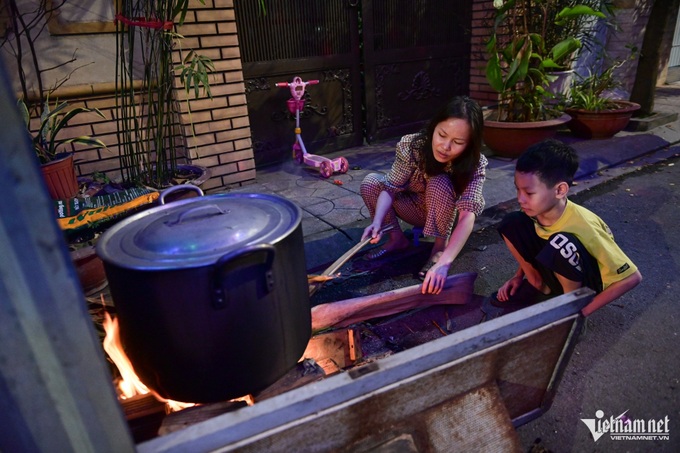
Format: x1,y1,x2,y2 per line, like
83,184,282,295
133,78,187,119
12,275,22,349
96,186,311,403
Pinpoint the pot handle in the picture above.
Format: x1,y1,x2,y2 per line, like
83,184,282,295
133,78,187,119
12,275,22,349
167,205,226,226
159,184,204,205
212,244,276,310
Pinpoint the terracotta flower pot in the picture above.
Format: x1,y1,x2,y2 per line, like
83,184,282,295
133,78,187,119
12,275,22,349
70,245,108,296
565,101,641,139
483,113,572,158
40,153,79,200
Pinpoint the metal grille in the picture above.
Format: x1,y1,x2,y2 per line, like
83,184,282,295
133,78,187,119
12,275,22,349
235,1,352,63
234,0,471,165
670,10,680,67
371,0,467,51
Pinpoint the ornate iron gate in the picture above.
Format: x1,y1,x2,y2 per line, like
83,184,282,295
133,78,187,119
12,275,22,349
362,0,472,142
235,0,471,168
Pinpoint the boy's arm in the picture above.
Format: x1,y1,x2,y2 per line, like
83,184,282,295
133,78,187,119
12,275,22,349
581,270,642,317
497,267,525,301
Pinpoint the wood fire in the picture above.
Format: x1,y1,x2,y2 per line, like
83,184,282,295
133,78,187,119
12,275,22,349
102,311,195,413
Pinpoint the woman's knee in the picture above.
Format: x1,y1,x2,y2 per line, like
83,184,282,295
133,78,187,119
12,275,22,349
360,173,384,198
425,174,455,198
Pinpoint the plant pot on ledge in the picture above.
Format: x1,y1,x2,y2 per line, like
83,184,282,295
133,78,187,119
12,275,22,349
483,113,572,158
40,153,79,200
154,165,211,204
565,101,641,139
70,245,108,296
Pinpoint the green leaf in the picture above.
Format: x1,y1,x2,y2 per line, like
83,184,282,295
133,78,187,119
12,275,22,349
485,34,497,54
555,5,606,25
485,54,505,93
61,137,107,148
506,39,531,88
540,59,562,70
551,38,582,63
173,0,190,25
178,52,214,99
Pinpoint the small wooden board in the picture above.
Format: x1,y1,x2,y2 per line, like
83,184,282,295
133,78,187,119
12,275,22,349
302,328,361,370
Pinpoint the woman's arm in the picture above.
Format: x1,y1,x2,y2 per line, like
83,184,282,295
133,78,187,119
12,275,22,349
421,209,476,294
361,190,395,242
581,270,642,316
362,135,418,242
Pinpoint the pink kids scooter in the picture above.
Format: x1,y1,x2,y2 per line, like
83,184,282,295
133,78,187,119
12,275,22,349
276,76,349,178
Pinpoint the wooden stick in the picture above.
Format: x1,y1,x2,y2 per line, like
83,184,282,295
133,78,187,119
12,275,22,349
308,226,394,297
308,236,373,297
311,272,477,332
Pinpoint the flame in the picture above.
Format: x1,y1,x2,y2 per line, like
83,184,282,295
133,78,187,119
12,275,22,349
102,310,195,412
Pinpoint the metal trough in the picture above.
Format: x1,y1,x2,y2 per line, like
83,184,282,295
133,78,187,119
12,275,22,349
139,289,593,453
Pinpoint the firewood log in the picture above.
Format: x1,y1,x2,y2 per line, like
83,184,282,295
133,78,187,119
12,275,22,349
311,272,477,332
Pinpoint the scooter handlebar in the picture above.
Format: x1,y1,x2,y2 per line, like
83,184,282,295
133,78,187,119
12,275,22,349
276,79,319,87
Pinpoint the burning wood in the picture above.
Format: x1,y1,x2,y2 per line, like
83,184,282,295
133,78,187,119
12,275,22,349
102,311,195,413
307,273,339,284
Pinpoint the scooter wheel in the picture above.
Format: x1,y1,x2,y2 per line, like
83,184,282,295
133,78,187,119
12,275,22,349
339,157,349,173
320,161,333,179
293,146,304,164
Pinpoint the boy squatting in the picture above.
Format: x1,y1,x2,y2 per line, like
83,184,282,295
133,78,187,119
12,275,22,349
493,139,642,317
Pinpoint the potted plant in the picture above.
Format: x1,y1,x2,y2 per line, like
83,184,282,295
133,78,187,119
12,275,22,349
19,98,107,200
114,0,214,190
483,0,607,157
565,48,641,139
2,1,108,200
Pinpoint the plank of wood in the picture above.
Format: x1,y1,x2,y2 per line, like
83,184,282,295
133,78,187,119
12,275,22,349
121,393,167,421
311,272,477,332
254,359,326,402
314,358,342,376
301,328,362,368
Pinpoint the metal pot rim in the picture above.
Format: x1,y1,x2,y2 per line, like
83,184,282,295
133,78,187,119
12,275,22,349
96,192,302,270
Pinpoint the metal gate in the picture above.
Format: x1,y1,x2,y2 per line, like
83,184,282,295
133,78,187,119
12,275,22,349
669,9,680,83
235,0,471,168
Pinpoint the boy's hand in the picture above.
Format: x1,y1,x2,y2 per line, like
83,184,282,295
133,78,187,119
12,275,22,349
497,275,524,301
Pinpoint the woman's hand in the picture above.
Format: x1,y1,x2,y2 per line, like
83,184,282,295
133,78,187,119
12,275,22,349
361,191,394,243
421,260,450,295
497,275,524,301
361,223,384,243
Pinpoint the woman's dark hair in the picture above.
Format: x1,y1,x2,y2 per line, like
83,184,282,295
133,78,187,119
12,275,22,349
411,96,483,195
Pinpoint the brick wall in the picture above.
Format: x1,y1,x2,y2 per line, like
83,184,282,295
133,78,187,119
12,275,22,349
469,0,498,107
34,0,255,193
175,0,255,192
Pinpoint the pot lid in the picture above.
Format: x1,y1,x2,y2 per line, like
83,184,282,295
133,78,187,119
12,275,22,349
96,192,301,270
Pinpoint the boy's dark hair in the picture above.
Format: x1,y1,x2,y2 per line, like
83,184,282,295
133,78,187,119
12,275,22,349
516,139,579,187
